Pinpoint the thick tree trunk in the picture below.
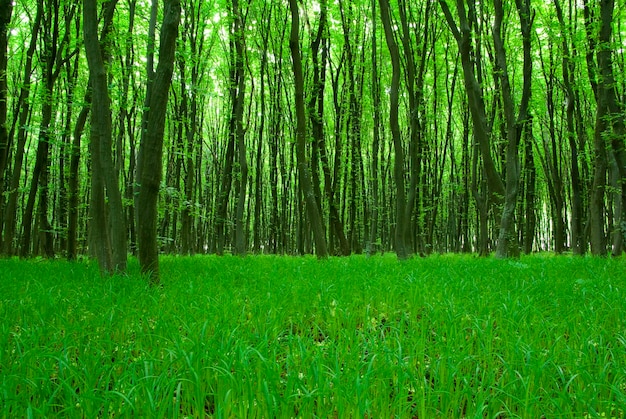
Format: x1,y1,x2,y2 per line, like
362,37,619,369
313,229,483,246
84,0,127,274
595,0,626,256
289,0,328,258
584,0,625,256
136,0,180,284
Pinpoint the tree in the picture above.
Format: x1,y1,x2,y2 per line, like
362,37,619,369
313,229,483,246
231,0,248,256
0,0,12,199
136,0,181,284
593,0,626,256
1,0,623,260
379,0,409,259
2,1,41,256
493,0,533,258
439,0,506,255
83,0,127,274
289,0,328,258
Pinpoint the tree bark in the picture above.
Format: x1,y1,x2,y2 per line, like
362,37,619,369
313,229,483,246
136,0,181,284
494,0,532,258
310,0,350,256
367,0,380,256
289,0,328,258
554,0,584,255
231,0,248,256
439,0,505,221
83,0,127,274
379,0,408,259
0,0,12,194
20,0,67,258
595,0,626,256
1,2,41,255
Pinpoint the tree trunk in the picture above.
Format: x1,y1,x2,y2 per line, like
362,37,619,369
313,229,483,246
20,0,64,258
232,0,247,256
0,0,12,197
1,2,41,255
136,0,181,284
310,0,350,256
522,117,536,254
379,0,408,260
494,0,532,258
367,0,381,256
439,0,505,222
554,0,584,255
595,0,626,256
289,0,328,258
83,0,127,274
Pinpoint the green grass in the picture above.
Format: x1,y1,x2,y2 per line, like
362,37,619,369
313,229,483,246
1,254,625,418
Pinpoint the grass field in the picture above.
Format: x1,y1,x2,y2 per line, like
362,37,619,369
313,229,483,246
1,254,625,418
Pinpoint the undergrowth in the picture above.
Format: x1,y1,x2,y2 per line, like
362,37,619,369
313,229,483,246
1,254,625,418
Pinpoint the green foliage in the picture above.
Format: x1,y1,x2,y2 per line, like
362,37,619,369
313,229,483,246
1,255,625,417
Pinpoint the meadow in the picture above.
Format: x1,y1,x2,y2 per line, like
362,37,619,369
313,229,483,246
1,254,625,418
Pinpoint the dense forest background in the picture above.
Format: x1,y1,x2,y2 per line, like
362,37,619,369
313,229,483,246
0,0,625,277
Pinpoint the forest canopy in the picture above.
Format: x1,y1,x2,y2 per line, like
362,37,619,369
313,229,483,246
0,0,625,275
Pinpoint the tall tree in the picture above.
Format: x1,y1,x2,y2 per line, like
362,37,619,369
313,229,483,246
583,0,626,256
231,0,248,256
493,0,533,258
1,1,41,255
136,0,181,284
379,0,409,259
367,0,381,256
0,0,12,193
310,0,350,256
83,0,127,274
20,0,73,258
595,0,626,256
289,0,328,258
439,0,506,255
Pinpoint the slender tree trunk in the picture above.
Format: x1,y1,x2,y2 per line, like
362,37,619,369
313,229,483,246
522,117,536,254
179,0,202,255
289,0,328,258
232,0,247,256
21,0,64,258
2,2,41,255
136,0,180,284
379,0,408,259
367,0,380,256
68,98,89,260
0,0,12,196
253,3,270,254
439,0,505,224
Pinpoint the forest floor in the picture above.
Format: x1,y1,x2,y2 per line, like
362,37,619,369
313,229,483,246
1,254,625,418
